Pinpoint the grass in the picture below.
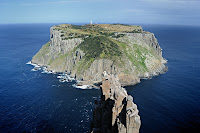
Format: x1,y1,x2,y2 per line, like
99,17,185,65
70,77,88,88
76,57,95,74
78,36,122,60
48,53,69,65
53,24,144,40
111,39,150,72
33,41,50,60
132,45,147,72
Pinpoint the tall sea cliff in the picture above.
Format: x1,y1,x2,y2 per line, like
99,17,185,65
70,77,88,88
32,24,167,86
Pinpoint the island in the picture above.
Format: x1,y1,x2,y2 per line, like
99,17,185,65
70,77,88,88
31,24,167,87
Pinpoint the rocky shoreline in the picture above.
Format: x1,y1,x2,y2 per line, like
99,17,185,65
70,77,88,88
29,58,167,89
27,61,99,89
28,59,167,89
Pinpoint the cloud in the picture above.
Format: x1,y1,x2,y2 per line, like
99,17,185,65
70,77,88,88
48,0,80,4
20,3,39,6
123,9,156,16
141,0,200,2
19,0,112,6
20,0,80,6
137,0,200,6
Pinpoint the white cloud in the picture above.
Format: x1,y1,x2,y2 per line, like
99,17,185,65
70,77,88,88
20,0,80,6
141,0,200,2
48,0,80,4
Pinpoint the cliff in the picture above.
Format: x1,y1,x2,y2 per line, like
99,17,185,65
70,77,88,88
90,72,141,133
32,24,167,86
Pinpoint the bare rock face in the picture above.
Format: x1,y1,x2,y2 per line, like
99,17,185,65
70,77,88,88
90,72,141,133
32,24,167,86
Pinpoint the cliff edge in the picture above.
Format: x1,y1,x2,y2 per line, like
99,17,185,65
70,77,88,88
32,24,167,86
90,72,141,133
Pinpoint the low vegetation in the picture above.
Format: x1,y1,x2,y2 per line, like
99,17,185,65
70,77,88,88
78,36,121,60
54,24,143,40
33,42,50,60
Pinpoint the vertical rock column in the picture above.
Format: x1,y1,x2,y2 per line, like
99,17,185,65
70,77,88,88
90,72,141,133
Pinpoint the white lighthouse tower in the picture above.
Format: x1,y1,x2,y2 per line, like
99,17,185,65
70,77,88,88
90,20,93,25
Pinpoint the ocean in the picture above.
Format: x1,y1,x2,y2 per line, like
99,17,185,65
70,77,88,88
0,23,199,133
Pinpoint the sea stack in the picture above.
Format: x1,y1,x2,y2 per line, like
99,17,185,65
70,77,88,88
90,72,141,133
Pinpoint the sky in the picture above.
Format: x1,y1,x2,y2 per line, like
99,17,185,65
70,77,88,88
0,0,200,25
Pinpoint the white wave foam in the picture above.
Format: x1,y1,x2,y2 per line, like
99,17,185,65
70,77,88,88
32,64,40,68
26,61,41,68
57,74,67,79
27,61,77,84
68,76,75,81
57,75,63,79
26,61,32,65
52,71,57,74
72,84,92,89
41,69,52,74
31,67,41,71
57,73,74,82
59,78,68,82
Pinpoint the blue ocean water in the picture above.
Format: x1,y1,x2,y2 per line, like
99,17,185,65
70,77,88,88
0,24,199,133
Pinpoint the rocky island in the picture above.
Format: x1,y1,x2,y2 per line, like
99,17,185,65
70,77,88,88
32,24,167,87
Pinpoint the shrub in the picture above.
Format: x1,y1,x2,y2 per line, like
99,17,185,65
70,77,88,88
78,36,122,61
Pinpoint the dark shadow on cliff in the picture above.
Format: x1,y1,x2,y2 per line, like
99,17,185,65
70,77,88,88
101,97,115,133
91,96,129,133
118,98,127,127
91,95,118,133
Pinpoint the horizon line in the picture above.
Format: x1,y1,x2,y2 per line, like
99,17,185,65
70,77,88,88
0,22,199,27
